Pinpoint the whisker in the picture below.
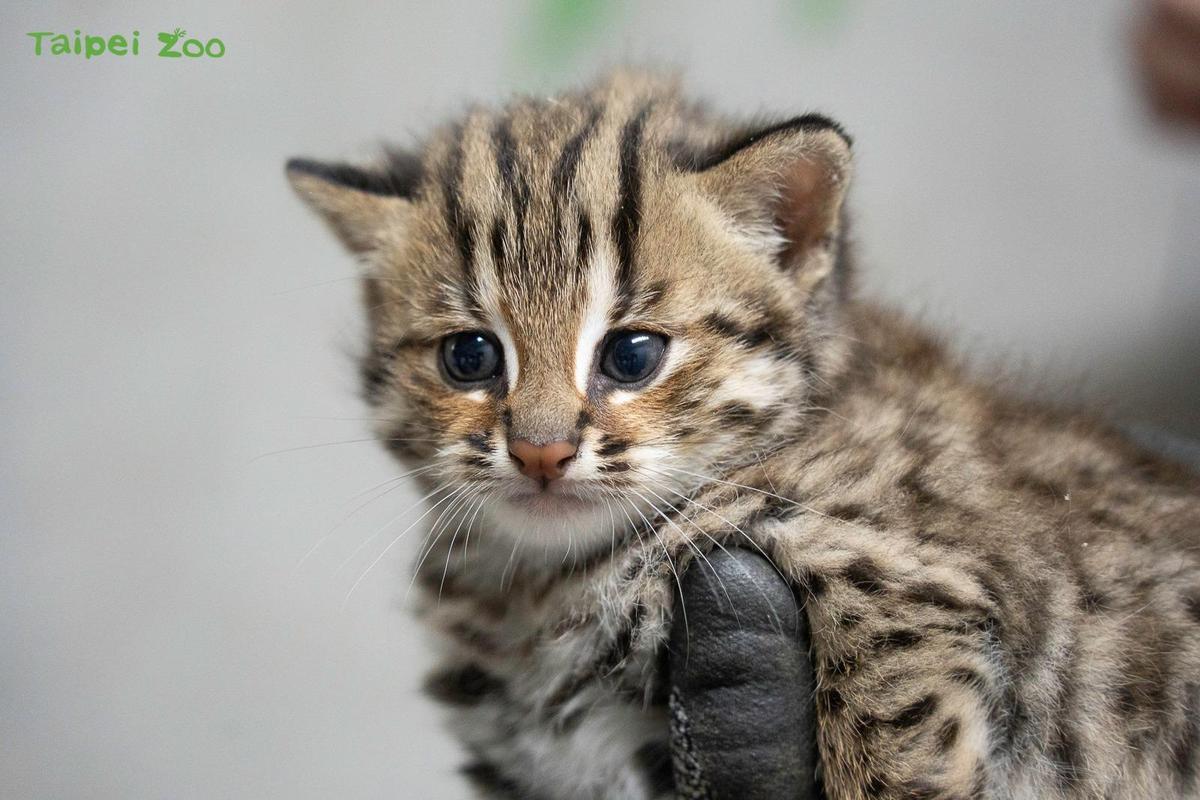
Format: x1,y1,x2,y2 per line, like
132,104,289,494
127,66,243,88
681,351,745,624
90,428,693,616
335,481,452,574
500,529,526,592
458,488,492,567
270,274,360,295
405,483,480,597
436,485,490,601
294,462,438,568
603,495,619,561
650,462,838,524
340,484,469,606
633,483,735,607
629,486,734,612
290,415,399,423
639,467,787,582
249,437,381,463
639,474,793,625
752,450,779,496
806,404,854,426
619,493,688,650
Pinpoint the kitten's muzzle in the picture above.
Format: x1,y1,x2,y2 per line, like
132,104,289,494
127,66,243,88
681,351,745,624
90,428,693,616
507,439,577,485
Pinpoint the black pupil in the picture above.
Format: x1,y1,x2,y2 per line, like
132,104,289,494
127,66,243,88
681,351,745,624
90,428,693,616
444,333,499,382
607,332,663,383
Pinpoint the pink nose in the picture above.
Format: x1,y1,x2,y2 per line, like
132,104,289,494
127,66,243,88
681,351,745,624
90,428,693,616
507,439,578,483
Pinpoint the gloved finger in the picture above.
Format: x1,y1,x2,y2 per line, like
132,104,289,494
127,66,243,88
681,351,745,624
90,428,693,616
667,547,820,800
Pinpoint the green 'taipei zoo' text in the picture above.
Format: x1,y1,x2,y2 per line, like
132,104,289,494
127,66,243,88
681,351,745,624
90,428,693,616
26,29,225,59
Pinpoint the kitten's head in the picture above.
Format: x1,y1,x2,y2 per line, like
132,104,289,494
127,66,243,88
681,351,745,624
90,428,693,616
287,73,853,560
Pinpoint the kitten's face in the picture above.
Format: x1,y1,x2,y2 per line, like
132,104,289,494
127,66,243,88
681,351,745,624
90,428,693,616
289,80,851,559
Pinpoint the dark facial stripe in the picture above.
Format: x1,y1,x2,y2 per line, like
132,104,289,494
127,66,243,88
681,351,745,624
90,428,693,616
702,312,774,349
596,435,629,458
493,115,520,188
493,116,531,267
460,453,490,470
464,432,491,453
552,104,602,199
612,104,651,306
490,216,507,277
630,280,668,316
576,210,592,271
442,127,478,309
551,107,601,264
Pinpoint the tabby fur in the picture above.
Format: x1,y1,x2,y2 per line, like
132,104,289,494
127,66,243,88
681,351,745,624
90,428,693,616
287,71,1200,799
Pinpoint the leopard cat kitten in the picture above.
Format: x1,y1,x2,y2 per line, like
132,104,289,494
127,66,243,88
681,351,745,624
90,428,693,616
287,71,1200,799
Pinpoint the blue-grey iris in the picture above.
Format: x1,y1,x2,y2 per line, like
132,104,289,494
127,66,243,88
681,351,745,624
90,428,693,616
442,332,502,384
601,331,667,384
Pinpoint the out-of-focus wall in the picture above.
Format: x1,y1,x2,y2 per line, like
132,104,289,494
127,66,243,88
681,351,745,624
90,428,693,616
2,2,1197,798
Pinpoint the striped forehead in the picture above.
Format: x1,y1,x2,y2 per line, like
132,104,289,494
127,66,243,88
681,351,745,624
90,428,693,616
445,101,650,298
436,98,655,385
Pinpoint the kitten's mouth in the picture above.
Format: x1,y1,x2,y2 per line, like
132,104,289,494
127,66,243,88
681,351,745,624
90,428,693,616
505,485,599,516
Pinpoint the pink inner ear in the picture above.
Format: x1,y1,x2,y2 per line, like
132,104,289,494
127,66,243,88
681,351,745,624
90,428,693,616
777,157,838,268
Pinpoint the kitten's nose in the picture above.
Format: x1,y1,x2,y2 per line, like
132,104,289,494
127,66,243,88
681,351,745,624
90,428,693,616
507,439,578,484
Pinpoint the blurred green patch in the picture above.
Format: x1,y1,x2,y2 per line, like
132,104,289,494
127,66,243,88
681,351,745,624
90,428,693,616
515,0,616,79
511,0,848,83
786,0,847,30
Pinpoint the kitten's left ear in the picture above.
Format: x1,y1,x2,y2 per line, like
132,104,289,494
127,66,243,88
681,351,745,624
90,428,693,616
285,151,420,254
691,116,852,280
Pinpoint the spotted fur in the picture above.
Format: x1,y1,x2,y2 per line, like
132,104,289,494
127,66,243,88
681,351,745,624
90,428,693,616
288,71,1200,799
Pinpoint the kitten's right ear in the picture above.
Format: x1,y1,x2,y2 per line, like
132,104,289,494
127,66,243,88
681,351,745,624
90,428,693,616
285,152,420,254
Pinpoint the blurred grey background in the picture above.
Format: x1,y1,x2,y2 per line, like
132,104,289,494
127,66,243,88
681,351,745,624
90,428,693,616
2,1,1198,798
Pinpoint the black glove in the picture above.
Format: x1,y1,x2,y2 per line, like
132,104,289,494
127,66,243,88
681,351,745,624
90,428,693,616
667,547,821,800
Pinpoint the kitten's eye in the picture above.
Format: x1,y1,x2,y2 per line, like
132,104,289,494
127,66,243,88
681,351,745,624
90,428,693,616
441,331,503,385
601,331,667,384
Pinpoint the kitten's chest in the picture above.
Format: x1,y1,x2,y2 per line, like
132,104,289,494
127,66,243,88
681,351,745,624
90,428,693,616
418,546,677,798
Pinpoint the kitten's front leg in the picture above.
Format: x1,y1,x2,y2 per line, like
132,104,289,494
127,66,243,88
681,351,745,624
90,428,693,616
762,521,1001,800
